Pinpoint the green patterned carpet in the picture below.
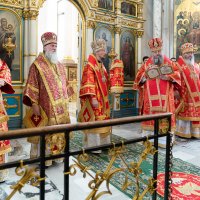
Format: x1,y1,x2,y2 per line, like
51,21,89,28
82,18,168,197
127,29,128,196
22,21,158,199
70,132,200,199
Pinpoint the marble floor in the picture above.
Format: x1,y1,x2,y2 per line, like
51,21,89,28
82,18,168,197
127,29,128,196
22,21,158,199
1,109,200,199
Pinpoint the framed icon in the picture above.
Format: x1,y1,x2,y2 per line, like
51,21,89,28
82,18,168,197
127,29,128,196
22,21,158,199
98,0,114,11
94,25,114,72
120,30,136,83
0,8,22,83
121,2,137,17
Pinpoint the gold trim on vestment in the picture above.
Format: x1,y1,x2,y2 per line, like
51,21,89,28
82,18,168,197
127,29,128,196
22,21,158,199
177,116,200,121
88,56,110,118
191,123,200,128
81,84,96,88
0,147,11,155
27,83,39,93
96,66,110,117
147,78,169,112
0,115,9,124
175,100,184,116
34,53,69,124
78,98,95,123
181,68,200,107
25,94,38,105
142,124,175,132
175,131,193,138
80,92,96,96
84,127,111,135
23,106,48,144
149,95,167,100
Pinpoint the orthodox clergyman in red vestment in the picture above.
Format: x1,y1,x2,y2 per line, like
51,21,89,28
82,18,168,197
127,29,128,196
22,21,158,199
175,43,200,139
133,38,181,148
78,39,110,153
0,58,14,182
23,32,73,166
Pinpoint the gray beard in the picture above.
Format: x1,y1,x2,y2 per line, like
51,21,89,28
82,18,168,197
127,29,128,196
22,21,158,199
153,55,163,65
45,51,58,64
184,55,195,66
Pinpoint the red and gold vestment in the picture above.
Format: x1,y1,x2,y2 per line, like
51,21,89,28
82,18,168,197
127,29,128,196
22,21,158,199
79,54,110,135
0,59,14,156
176,56,200,122
133,55,181,131
23,53,73,152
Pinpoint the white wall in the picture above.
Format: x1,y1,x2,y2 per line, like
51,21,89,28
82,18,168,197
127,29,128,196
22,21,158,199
37,0,79,62
141,0,154,60
37,0,57,53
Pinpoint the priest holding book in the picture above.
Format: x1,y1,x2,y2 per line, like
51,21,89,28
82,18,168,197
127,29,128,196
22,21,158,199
133,38,181,147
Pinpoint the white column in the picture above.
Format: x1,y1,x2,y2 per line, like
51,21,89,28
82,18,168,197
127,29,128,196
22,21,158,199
141,0,153,58
23,19,29,81
86,27,93,59
137,37,142,68
29,20,37,59
161,0,171,56
25,19,37,76
114,32,120,56
153,0,162,38
169,0,174,58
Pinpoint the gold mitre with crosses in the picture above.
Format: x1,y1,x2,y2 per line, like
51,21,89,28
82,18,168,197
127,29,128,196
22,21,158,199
180,42,198,54
91,39,106,53
148,38,163,52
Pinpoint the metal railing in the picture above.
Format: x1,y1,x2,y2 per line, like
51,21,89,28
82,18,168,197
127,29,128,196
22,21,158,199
0,113,173,200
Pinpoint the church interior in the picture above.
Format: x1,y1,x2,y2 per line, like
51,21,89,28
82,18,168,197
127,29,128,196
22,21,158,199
0,0,200,199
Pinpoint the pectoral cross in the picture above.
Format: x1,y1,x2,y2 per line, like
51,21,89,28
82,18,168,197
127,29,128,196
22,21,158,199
102,75,106,82
190,72,198,79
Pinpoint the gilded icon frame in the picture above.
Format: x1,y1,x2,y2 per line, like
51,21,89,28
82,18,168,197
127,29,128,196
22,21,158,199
68,67,77,81
0,8,22,83
94,24,114,72
121,1,137,17
97,0,114,12
120,29,136,85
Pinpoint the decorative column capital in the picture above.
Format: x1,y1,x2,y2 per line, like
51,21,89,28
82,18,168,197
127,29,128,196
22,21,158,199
23,9,39,20
86,20,96,29
92,0,98,7
114,26,121,34
134,30,144,38
24,0,46,9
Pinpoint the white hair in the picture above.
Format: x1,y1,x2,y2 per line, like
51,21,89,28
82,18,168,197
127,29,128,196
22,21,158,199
184,54,195,66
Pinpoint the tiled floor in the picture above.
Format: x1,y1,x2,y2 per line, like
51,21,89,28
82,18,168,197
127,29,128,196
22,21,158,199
1,109,200,199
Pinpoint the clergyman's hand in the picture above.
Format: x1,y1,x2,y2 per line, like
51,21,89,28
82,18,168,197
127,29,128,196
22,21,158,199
32,103,41,116
140,76,146,84
91,98,99,108
0,80,5,87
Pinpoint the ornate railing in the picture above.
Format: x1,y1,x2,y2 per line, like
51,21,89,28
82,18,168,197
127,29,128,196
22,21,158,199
0,113,173,200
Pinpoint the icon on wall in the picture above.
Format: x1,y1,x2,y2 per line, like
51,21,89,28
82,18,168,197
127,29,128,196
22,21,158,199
0,9,22,83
